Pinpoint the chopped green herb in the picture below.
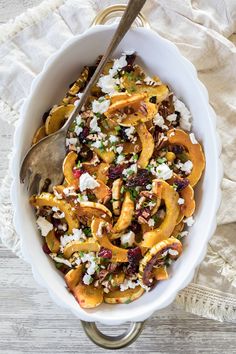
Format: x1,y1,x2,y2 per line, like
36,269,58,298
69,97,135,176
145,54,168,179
129,86,137,93
122,242,130,249
95,112,102,118
76,160,82,168
115,125,121,132
128,187,139,201
120,186,125,194
172,183,178,191
79,251,85,257
83,227,92,236
157,157,167,164
132,153,138,161
108,274,113,282
55,262,63,269
124,298,132,304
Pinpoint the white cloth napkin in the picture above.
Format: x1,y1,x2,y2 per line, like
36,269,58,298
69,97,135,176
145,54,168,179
0,0,236,322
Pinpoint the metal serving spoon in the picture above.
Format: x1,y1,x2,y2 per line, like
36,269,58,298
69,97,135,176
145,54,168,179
20,0,147,194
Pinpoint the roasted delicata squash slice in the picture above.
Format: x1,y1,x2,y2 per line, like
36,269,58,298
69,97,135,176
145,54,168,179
76,201,112,222
63,238,100,259
122,139,142,154
82,161,109,184
119,101,157,127
62,66,89,105
64,265,83,290
45,104,74,135
91,217,128,262
167,129,205,187
112,178,123,216
172,222,184,238
45,229,60,253
32,125,46,145
139,237,182,286
141,180,179,248
92,179,111,204
63,151,78,185
93,148,115,164
30,192,79,233
136,123,154,168
73,283,104,308
104,286,144,304
180,184,195,218
111,191,134,233
105,93,147,117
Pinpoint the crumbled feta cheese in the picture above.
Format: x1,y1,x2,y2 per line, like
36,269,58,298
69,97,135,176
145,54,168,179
97,75,120,95
80,252,96,263
36,216,53,237
174,97,192,131
178,198,185,205
83,274,93,285
77,193,89,202
116,146,123,154
176,160,193,174
169,132,175,137
76,115,82,126
184,216,195,227
63,186,77,197
148,218,155,227
146,184,152,190
151,163,173,180
179,231,189,238
169,249,179,256
58,223,67,232
109,55,127,76
189,132,198,144
92,99,110,114
87,262,97,276
120,279,139,292
120,231,135,247
166,113,177,122
60,229,87,251
122,163,138,177
116,154,125,164
90,116,101,133
109,135,119,143
66,137,78,147
79,172,100,192
124,126,136,141
75,126,83,136
91,140,103,149
52,207,59,212
153,113,168,130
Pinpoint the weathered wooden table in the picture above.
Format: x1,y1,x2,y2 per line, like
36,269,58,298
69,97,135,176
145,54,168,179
1,2,236,353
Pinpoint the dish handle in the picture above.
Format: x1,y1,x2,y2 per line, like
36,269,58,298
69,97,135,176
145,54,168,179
91,4,150,28
81,321,145,349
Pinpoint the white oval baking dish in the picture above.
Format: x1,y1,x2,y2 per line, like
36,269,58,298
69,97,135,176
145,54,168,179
10,14,222,348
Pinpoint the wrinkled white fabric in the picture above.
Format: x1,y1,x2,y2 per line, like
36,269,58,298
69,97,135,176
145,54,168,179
0,0,236,322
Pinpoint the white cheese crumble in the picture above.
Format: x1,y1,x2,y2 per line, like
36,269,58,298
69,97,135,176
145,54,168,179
116,146,123,154
179,231,189,238
176,160,193,174
109,135,119,143
122,49,135,55
120,231,135,247
148,218,155,227
90,116,101,133
146,184,152,190
184,216,195,227
53,189,63,199
166,113,177,122
122,163,138,177
120,279,139,292
60,229,87,251
109,55,127,76
116,154,125,164
77,193,89,202
97,75,120,95
36,216,53,237
92,99,110,114
178,198,185,205
74,126,83,136
174,97,192,131
63,186,77,197
151,163,173,180
124,126,136,141
189,132,198,144
83,274,93,285
91,140,103,149
79,172,100,192
66,137,78,147
50,254,72,268
153,113,168,130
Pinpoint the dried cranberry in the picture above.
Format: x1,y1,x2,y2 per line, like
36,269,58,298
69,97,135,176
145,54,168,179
129,221,141,234
98,247,112,259
78,126,90,143
173,178,189,192
128,247,142,264
42,243,51,254
172,145,184,154
126,169,151,187
108,165,125,180
72,167,85,179
120,126,130,141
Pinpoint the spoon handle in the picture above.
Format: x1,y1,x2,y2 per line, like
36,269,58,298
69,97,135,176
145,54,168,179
63,0,147,132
